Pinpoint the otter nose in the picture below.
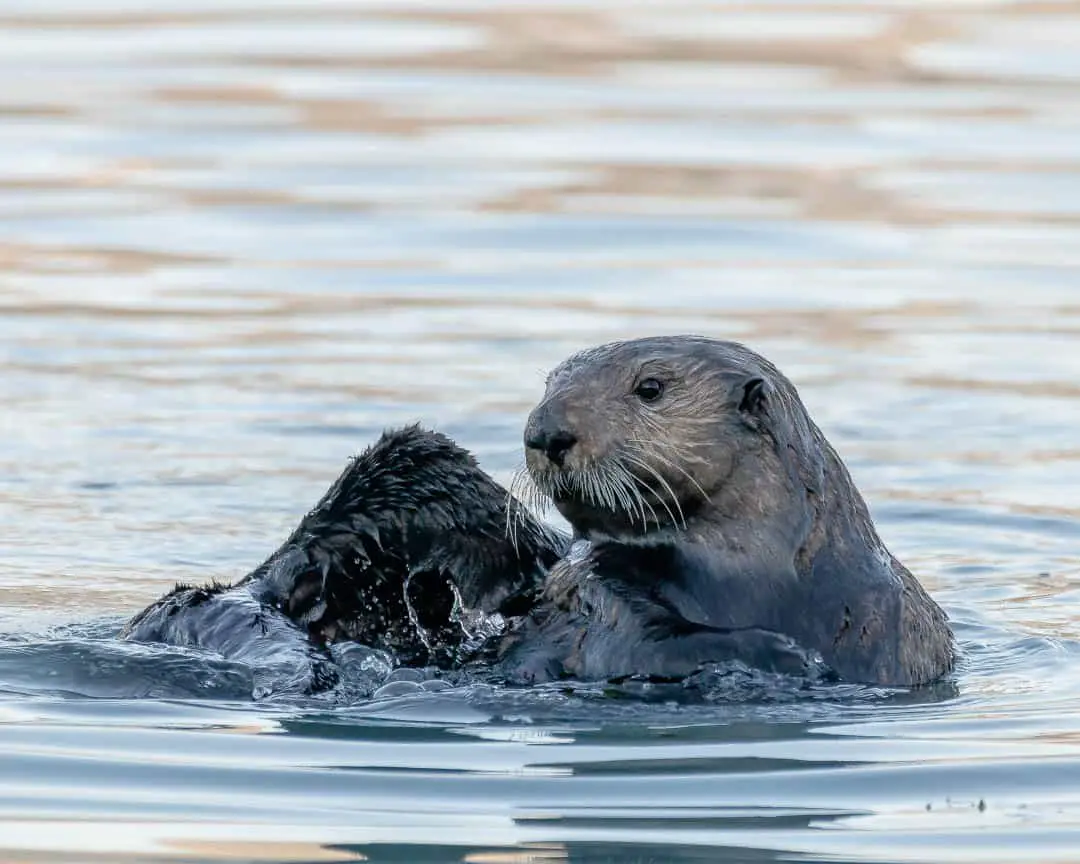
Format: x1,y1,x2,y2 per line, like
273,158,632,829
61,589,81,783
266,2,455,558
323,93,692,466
525,429,578,467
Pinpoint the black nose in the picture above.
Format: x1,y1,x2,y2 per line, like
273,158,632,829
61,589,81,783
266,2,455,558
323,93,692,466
525,429,578,467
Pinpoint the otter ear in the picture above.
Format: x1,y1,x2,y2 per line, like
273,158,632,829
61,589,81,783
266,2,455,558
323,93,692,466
738,377,768,415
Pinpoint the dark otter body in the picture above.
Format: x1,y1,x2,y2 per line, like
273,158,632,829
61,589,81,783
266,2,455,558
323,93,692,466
499,336,953,686
122,426,566,692
493,541,829,684
123,337,954,692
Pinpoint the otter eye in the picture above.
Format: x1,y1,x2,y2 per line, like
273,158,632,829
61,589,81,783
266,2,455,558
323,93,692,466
634,378,664,402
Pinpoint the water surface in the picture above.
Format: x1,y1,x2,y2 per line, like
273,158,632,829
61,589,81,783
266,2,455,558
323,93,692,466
3,1,1080,861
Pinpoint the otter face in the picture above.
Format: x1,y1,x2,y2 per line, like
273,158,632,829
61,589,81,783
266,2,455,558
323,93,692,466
517,336,775,541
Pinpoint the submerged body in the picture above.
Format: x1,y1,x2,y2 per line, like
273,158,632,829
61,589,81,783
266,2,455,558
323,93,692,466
124,336,954,692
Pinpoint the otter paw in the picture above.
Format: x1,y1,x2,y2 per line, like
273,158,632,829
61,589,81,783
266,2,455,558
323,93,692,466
736,627,831,679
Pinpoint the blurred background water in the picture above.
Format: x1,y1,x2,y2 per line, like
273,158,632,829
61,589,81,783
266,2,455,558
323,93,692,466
3,1,1080,862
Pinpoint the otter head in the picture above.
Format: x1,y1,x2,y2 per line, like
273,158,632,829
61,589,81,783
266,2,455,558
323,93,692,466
520,335,816,543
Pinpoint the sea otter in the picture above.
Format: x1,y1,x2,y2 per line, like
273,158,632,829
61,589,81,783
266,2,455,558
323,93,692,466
122,336,954,692
496,336,953,686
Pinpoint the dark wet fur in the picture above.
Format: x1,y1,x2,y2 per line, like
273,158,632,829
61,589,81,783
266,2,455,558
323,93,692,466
124,337,954,695
508,336,954,687
493,542,835,686
122,425,566,692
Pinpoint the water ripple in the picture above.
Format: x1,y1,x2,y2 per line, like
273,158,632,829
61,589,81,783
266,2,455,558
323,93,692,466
3,1,1080,862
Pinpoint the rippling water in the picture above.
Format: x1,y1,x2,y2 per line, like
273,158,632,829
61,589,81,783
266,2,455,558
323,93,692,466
3,1,1080,861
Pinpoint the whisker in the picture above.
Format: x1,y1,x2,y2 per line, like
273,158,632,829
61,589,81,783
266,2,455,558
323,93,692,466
613,460,657,530
626,435,711,466
504,468,522,550
626,442,711,505
505,464,536,552
507,463,564,555
601,461,643,528
605,463,638,527
596,469,614,512
620,453,687,530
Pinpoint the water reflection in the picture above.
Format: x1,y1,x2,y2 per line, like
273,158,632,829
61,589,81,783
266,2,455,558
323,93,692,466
3,0,1080,862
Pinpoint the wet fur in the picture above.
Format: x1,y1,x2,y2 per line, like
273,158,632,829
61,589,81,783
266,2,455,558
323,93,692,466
503,336,954,686
122,426,566,691
124,337,954,692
